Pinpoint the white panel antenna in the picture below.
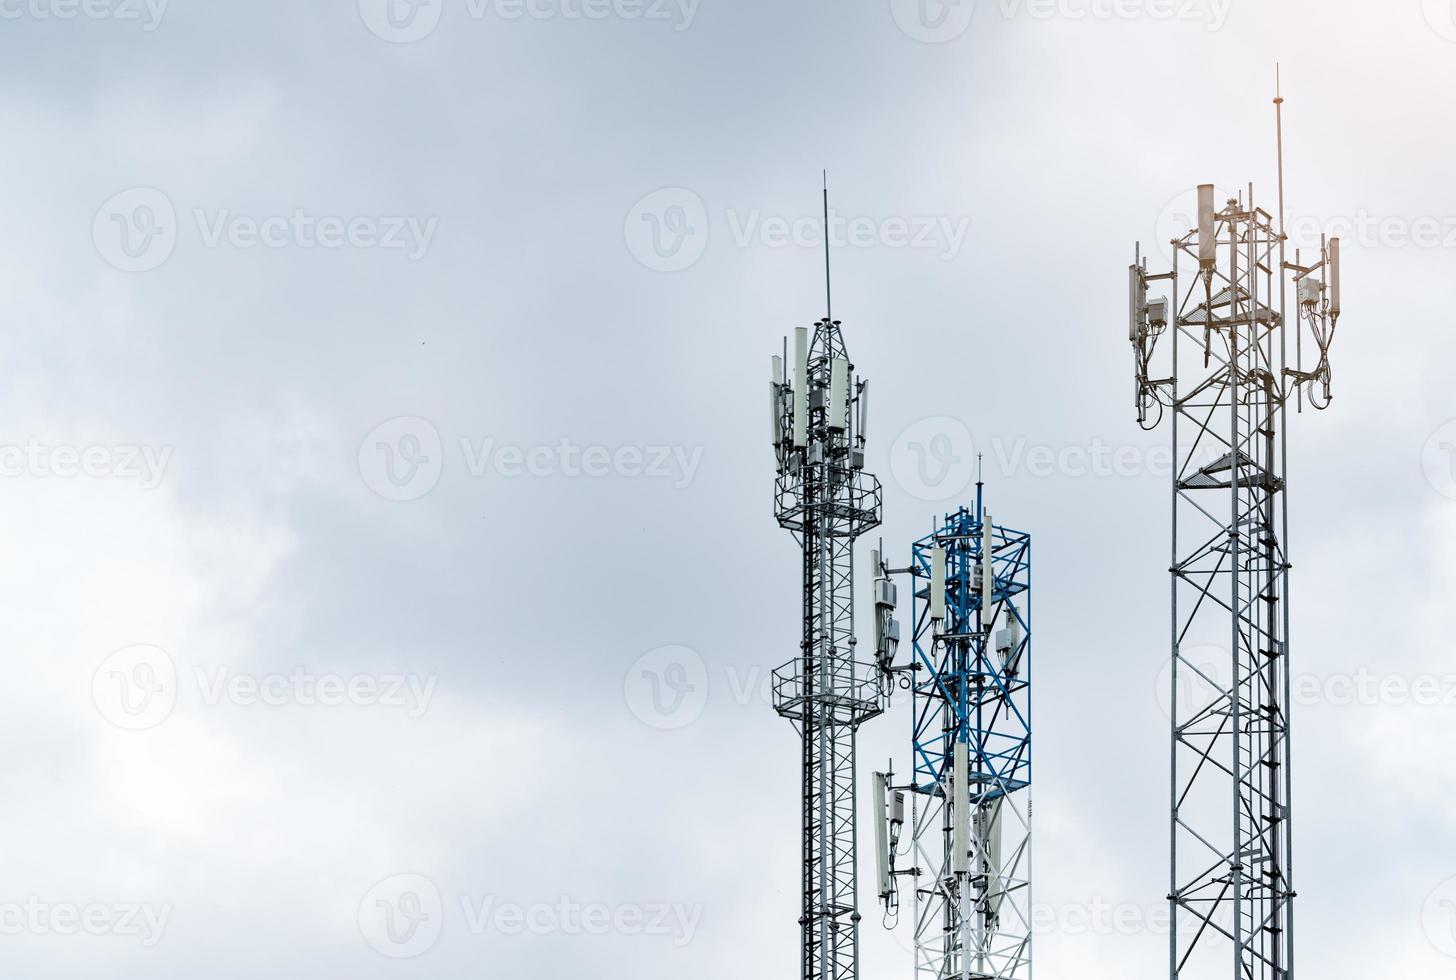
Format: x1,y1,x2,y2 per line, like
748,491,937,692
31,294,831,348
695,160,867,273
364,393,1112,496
874,772,891,900
981,513,994,617
930,545,946,621
1197,184,1216,269
953,741,969,875
828,357,848,431
793,327,809,447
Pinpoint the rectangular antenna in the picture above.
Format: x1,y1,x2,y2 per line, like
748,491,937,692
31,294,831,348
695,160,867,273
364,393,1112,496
981,514,994,615
828,357,848,431
873,772,891,899
1197,184,1216,269
793,327,808,447
771,355,783,448
930,546,946,621
952,742,969,874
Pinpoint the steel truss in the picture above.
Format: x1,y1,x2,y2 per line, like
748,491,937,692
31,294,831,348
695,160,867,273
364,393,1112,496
906,494,1032,980
1130,181,1341,980
772,318,885,980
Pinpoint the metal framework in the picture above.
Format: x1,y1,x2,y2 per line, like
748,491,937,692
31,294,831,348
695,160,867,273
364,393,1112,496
893,488,1033,980
771,314,885,980
1128,121,1342,979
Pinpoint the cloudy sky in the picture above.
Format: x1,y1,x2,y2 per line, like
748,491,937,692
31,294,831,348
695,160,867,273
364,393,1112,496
1,0,1454,977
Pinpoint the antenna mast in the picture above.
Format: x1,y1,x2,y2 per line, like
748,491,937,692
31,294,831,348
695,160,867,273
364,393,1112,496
1125,84,1345,980
823,170,833,323
768,184,884,980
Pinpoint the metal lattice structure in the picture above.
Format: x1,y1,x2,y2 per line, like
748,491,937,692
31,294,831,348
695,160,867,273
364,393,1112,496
900,490,1032,980
771,313,885,980
1128,129,1342,979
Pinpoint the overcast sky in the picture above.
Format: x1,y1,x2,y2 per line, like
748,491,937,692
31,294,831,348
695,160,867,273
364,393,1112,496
1,1,1454,977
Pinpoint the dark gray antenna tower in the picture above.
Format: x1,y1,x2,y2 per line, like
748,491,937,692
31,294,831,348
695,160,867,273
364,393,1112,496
767,178,885,980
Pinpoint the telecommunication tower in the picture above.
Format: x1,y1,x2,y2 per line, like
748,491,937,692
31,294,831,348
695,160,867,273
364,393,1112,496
768,181,886,980
873,481,1033,980
1126,85,1343,980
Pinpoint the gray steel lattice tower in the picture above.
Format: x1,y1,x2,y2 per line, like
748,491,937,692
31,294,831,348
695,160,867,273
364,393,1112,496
770,313,886,980
1127,97,1342,980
